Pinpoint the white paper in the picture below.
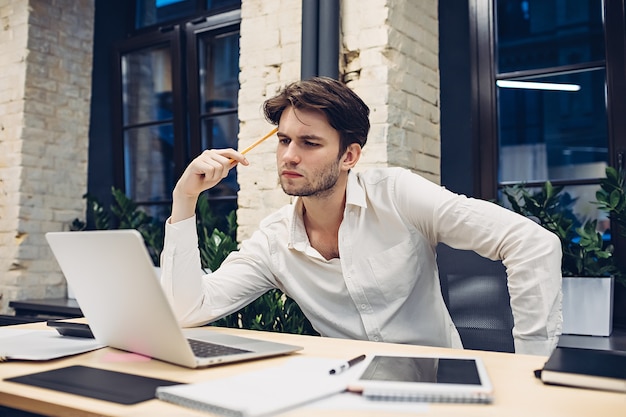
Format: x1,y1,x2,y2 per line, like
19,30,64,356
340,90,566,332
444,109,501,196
0,329,105,361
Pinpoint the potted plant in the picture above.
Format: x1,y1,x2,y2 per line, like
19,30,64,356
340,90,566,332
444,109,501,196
502,167,625,337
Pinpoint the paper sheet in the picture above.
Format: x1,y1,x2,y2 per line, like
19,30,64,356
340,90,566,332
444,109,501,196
0,329,105,361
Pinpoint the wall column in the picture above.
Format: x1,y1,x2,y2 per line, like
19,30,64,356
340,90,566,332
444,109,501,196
0,0,95,312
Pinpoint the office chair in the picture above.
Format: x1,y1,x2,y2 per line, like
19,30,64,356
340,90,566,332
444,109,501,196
436,243,515,353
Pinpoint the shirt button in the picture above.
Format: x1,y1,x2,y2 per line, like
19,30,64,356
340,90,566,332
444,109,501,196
373,336,380,342
360,304,367,310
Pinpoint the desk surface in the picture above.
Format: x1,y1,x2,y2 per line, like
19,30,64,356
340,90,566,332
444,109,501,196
1,323,624,417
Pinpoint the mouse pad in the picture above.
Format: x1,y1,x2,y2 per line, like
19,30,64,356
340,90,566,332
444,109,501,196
5,365,181,405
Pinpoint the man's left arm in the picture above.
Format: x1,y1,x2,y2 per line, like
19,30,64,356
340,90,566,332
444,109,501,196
395,170,563,356
437,196,563,356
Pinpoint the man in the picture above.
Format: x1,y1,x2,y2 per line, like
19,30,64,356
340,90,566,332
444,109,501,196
160,76,562,356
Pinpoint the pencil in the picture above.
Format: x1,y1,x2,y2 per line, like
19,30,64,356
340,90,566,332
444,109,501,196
242,127,278,155
229,127,278,164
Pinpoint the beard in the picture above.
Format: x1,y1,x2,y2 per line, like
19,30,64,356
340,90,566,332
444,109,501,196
279,158,341,198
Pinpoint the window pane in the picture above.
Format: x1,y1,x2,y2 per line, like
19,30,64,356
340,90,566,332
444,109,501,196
206,0,241,11
137,204,172,224
497,68,607,183
201,113,239,199
135,0,196,29
197,29,240,203
201,113,238,150
122,46,172,126
136,0,241,29
124,125,175,202
199,30,240,115
496,0,604,73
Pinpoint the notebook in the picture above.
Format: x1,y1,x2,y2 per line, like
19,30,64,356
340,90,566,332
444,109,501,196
539,347,626,393
156,357,361,417
45,229,302,369
346,354,493,403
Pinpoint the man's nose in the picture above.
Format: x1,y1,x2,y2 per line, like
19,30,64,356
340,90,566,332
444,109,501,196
281,142,301,164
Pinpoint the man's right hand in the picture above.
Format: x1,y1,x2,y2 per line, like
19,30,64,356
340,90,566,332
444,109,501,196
170,149,248,223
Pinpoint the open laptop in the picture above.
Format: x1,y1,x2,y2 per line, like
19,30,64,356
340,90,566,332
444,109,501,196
45,229,302,368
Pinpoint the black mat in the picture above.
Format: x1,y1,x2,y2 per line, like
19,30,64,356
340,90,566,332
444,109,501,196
5,365,181,405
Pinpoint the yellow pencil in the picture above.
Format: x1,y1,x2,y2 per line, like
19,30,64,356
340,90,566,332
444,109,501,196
240,127,279,155
229,127,278,164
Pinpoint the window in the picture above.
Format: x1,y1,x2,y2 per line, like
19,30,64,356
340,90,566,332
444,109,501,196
186,19,241,221
112,3,241,221
135,0,240,29
471,0,626,229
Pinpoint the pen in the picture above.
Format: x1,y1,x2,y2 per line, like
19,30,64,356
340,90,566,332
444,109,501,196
329,354,366,375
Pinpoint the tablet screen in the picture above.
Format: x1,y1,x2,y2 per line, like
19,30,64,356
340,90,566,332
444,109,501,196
358,355,482,385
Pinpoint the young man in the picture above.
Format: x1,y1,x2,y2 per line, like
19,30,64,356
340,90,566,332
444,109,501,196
160,77,562,356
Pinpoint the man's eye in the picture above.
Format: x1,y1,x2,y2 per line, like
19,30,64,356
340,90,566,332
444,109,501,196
279,138,290,145
304,141,319,147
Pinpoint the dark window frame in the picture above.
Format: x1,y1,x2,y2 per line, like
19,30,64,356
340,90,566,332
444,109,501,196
468,0,626,327
469,0,626,200
111,26,187,206
110,8,241,211
185,9,241,158
133,0,240,33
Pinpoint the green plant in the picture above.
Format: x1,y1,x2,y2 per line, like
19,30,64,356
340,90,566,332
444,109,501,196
72,188,164,265
595,166,626,239
211,288,318,335
502,181,618,278
73,188,318,336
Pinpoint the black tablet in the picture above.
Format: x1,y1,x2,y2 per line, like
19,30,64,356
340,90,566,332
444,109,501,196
347,354,493,403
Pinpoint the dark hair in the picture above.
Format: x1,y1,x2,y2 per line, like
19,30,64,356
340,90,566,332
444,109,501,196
263,77,370,151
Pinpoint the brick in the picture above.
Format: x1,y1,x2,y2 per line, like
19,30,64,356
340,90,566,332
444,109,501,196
0,0,93,312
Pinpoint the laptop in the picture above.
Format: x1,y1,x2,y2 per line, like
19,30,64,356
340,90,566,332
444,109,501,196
45,229,302,368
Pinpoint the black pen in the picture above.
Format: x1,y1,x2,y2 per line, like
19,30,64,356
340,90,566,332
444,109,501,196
329,354,366,375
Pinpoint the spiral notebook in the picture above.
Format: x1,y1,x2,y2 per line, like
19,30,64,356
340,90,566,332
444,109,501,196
346,354,494,403
156,357,364,417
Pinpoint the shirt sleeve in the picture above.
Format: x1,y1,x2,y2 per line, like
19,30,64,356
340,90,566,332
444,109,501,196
394,169,563,356
159,216,277,327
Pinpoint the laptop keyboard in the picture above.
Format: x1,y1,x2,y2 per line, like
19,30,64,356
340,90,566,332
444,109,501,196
187,338,251,358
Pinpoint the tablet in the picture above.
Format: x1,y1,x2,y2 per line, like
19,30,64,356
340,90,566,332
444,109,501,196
347,354,493,403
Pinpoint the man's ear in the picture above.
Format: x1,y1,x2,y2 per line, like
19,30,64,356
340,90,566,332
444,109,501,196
341,143,362,170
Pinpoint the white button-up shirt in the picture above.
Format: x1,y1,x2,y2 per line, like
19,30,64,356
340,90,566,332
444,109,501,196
160,167,562,355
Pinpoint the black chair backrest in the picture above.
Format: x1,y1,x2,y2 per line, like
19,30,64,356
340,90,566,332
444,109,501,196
437,243,515,353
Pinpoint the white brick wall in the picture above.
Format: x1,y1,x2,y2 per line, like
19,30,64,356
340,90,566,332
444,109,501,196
237,0,302,240
0,0,94,313
236,0,440,241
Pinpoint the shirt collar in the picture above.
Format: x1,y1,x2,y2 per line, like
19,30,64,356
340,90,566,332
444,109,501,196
345,169,367,209
287,170,367,251
288,198,308,251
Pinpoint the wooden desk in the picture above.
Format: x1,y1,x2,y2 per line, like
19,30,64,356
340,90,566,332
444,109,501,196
0,323,624,417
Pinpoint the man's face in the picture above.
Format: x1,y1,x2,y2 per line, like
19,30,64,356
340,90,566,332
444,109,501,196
276,106,343,198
